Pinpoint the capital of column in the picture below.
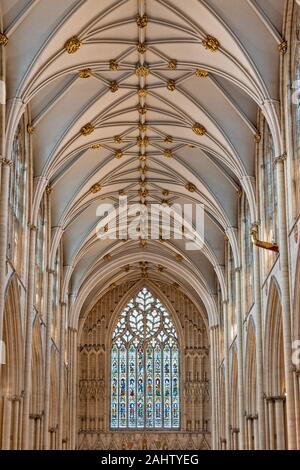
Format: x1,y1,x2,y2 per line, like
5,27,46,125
29,413,42,421
60,301,67,307
274,152,287,166
273,395,286,402
11,394,22,402
46,268,55,275
28,223,37,232
46,185,53,195
251,221,260,232
231,427,240,434
222,299,229,305
68,326,78,333
0,158,13,167
234,267,241,274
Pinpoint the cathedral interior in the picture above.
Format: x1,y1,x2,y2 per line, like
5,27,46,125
0,0,300,451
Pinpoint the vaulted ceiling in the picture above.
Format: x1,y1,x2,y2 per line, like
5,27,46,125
2,0,285,326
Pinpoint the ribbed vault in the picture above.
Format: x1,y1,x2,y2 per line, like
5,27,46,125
2,0,285,326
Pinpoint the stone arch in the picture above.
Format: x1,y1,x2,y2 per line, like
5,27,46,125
0,276,23,449
77,280,211,449
264,279,287,449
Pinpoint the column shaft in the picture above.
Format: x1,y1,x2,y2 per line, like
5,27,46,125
275,155,296,449
252,241,266,449
21,225,37,449
223,301,231,449
2,396,12,449
58,302,67,449
0,160,11,354
42,270,54,449
235,268,245,449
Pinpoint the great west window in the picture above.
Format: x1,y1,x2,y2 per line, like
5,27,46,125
110,288,180,429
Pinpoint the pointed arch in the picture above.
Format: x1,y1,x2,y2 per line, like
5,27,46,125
110,286,180,429
264,278,287,450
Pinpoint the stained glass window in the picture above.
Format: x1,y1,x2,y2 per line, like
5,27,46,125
110,287,180,429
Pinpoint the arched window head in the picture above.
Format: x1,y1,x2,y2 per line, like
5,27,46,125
111,287,180,429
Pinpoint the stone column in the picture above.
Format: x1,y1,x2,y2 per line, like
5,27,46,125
35,416,41,450
58,301,67,449
235,268,245,449
267,398,275,450
21,224,37,449
274,397,286,450
222,300,231,449
1,395,12,449
69,328,78,449
209,327,217,449
252,227,266,449
275,154,296,449
264,396,270,449
0,159,12,356
253,415,259,450
12,396,21,450
42,268,55,449
246,416,254,450
293,369,300,449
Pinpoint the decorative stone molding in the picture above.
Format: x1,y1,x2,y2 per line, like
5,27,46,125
164,135,173,144
274,152,287,165
109,81,119,92
136,14,148,28
254,132,261,143
138,105,148,115
64,36,82,54
192,122,206,136
91,143,101,150
164,149,173,158
167,79,176,91
80,123,95,136
115,150,123,160
109,60,119,71
27,124,35,135
90,183,101,194
185,182,197,193
137,42,147,53
135,64,150,77
0,33,8,46
79,68,92,78
168,59,177,70
202,35,220,52
278,40,288,55
195,69,209,77
0,158,13,167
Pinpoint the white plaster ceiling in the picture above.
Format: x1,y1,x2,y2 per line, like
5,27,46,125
2,0,285,325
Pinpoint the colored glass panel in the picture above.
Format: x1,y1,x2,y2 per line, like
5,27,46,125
110,288,179,429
